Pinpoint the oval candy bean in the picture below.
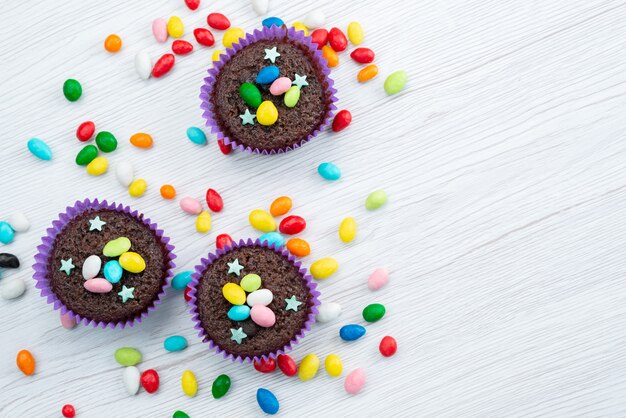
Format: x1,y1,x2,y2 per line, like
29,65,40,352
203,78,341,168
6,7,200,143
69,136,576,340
60,313,76,329
310,257,338,279
130,133,153,148
340,324,366,341
172,39,193,55
181,370,197,397
123,366,141,395
207,13,230,30
83,278,112,293
365,189,388,210
16,350,35,375
152,54,175,78
325,354,343,377
167,16,184,38
254,357,277,373
95,131,117,152
164,336,188,352
256,66,280,84
269,77,292,96
0,278,26,300
262,16,284,28
384,70,408,95
185,0,200,10
216,233,233,250
63,79,82,101
339,217,356,242
223,27,244,48
103,260,123,284
380,336,397,357
350,47,375,64
222,283,246,305
104,34,122,52
180,197,203,214
152,18,168,43
259,231,284,248
239,82,262,108
186,126,206,145
345,368,366,394
194,28,215,46
212,49,224,62
0,222,14,244
212,374,231,399
328,27,348,52
82,254,102,280
286,238,310,257
316,302,341,323
217,139,232,154
62,404,75,418
348,21,364,45
277,354,297,376
363,303,386,322
184,286,192,302
321,45,338,67
118,252,146,273
7,212,30,232
318,162,341,180
0,253,19,268
140,369,159,393
368,267,389,290
303,10,325,29
76,121,95,141
284,86,300,108
247,288,273,306
103,237,131,257
252,0,269,15
332,109,352,132
172,271,193,290
160,184,176,199
75,145,98,166
310,28,328,49
27,138,52,161
240,273,261,292
269,196,292,216
135,51,152,80
196,211,212,233
292,21,309,36
298,353,320,381
279,215,306,235
257,388,279,415
250,304,276,327
206,188,224,212
227,305,251,321
358,64,378,82
249,209,276,232
115,161,134,187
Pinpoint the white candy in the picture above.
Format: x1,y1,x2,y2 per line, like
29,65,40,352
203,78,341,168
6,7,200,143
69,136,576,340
246,288,273,306
316,302,341,323
8,212,30,232
303,10,325,29
123,366,141,395
251,0,269,15
115,161,134,187
134,51,152,80
82,255,102,281
1,278,26,300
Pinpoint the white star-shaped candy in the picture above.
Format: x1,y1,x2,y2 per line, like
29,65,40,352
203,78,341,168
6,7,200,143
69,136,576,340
230,327,247,344
227,259,245,276
264,46,281,63
292,74,308,89
59,258,75,276
239,109,256,125
118,285,135,303
88,216,106,231
285,295,303,311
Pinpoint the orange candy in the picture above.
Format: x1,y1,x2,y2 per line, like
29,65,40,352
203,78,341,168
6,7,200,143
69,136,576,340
321,46,338,67
130,133,153,148
357,64,378,82
160,184,176,199
16,350,35,376
286,238,311,257
270,196,292,217
104,34,122,53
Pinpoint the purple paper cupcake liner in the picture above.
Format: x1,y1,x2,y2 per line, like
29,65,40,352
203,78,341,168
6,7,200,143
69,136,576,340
188,238,320,363
199,25,338,155
32,198,177,329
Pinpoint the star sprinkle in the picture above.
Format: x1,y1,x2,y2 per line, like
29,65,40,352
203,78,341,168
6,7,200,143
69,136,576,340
285,295,303,312
264,46,281,63
59,258,75,276
292,73,308,89
88,216,106,231
239,109,256,125
227,259,245,276
118,285,135,303
230,327,247,344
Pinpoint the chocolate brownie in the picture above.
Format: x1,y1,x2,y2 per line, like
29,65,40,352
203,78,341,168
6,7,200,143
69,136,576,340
48,209,169,324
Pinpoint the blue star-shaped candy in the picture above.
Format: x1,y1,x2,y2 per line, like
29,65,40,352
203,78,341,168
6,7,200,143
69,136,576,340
292,74,308,89
239,109,256,125
59,258,75,276
264,46,281,63
118,285,135,303
230,327,247,344
285,295,303,311
227,259,244,276
88,216,106,231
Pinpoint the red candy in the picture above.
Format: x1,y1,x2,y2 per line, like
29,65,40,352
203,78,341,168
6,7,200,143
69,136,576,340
184,286,192,302
328,27,348,52
62,404,76,418
216,233,233,250
332,109,352,132
379,336,397,357
172,40,193,55
185,0,200,10
76,121,95,142
350,47,375,64
310,29,328,49
140,369,160,393
217,139,232,155
151,54,175,78
279,215,306,235
254,357,277,373
207,13,230,30
206,188,224,212
277,354,297,376
194,28,215,46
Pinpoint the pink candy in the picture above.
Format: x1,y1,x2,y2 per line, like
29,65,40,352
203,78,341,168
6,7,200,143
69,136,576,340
250,305,276,327
344,368,366,394
270,77,292,95
179,197,202,214
152,18,168,43
83,278,113,293
60,312,76,329
368,267,388,290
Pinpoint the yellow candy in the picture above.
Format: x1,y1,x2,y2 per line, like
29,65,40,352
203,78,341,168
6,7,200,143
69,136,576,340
119,251,146,273
298,353,320,381
167,16,184,38
212,49,224,62
195,211,212,233
324,354,343,377
181,370,197,397
86,156,108,176
249,209,276,232
128,179,147,197
222,27,244,48
222,283,246,305
347,21,364,45
339,217,357,243
292,21,309,36
256,101,278,126
310,257,338,279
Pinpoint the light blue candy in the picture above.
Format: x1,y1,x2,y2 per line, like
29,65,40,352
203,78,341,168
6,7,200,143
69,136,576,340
339,324,366,341
27,138,52,160
103,260,123,284
256,66,280,84
318,162,341,181
257,388,279,415
172,271,193,290
164,335,188,352
186,127,207,145
227,305,251,321
259,232,284,248
262,17,284,28
0,222,14,244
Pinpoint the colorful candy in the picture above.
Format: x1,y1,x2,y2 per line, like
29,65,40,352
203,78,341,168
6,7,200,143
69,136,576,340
104,260,123,283
115,161,134,187
247,288,273,306
348,21,364,45
340,324,366,341
128,179,147,197
368,267,389,290
328,27,348,52
0,278,26,300
269,77,291,96
103,237,131,257
104,34,122,52
310,257,338,279
257,388,279,414
160,184,176,199
95,131,117,152
60,313,76,330
363,303,386,322
134,51,152,80
172,39,193,55
167,16,184,38
86,156,108,176
196,211,212,233
27,138,52,161
61,404,76,417
250,305,276,327
216,233,233,250
0,222,14,244
184,286,192,302
123,366,141,395
277,354,297,376
184,0,200,10
193,28,215,46
284,86,301,108
332,110,352,132
152,18,168,42
173,411,189,418
63,78,82,102
324,354,343,377
286,238,310,257
240,273,261,292
212,374,231,399
82,254,102,280
240,83,262,108
119,252,146,273
84,278,112,293
269,196,292,216
227,305,251,321
115,347,142,366
350,47,375,64
186,126,207,145
298,353,320,381
207,13,231,30
181,370,198,397
152,54,175,78
222,282,246,305
222,27,244,48
249,209,276,232
76,121,95,141
252,0,269,15
75,145,98,166
259,231,284,248
365,189,387,209
358,64,378,82
316,302,341,322
179,197,202,214
279,215,306,235
384,70,407,95
217,139,232,154
0,253,19,268
262,16,284,27
310,29,328,49
140,369,160,394
172,271,193,290
318,162,341,180
344,368,366,394
212,49,225,62
256,66,280,84
321,45,338,67
16,350,35,375
339,217,356,243
7,212,29,232
130,133,153,148
379,336,397,357
254,357,277,373
206,188,224,212
303,10,325,29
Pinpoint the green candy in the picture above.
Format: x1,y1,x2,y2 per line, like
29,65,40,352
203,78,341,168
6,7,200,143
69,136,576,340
63,78,82,102
362,303,386,322
384,70,407,95
284,86,300,108
173,411,189,418
365,190,388,210
239,83,262,108
114,347,142,366
240,274,261,292
95,131,118,153
212,373,231,399
75,145,98,166
103,237,131,257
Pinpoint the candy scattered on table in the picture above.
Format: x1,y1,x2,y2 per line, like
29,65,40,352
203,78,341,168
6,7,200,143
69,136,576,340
368,267,389,290
339,217,357,243
223,27,244,48
173,411,189,418
60,313,76,329
379,336,397,357
384,70,408,95
310,257,338,279
181,370,198,397
257,388,279,414
0,226,14,245
365,189,388,210
328,27,348,52
128,179,147,197
75,145,97,166
216,233,233,249
321,45,338,67
324,354,343,377
292,21,309,36
195,211,212,233
310,29,328,49
27,138,52,161
63,78,82,102
123,366,141,395
212,374,231,399
344,368,366,394
104,34,122,52
208,13,230,30
16,349,35,376
286,238,310,257
135,51,152,80
249,209,276,232
277,354,297,376
347,21,364,45
1,277,26,300
316,302,341,323
363,303,386,322
76,121,95,142
251,0,269,15
140,369,160,394
279,215,306,235
259,231,284,248
358,64,378,82
340,324,366,341
61,404,75,418
186,126,207,145
152,53,175,78
269,196,292,217
160,184,176,199
172,39,193,55
194,28,215,46
86,156,108,176
303,10,325,29
184,0,200,11
172,271,193,290
115,161,134,187
254,357,276,373
7,212,29,232
332,109,352,132
167,16,184,38
298,353,320,381
262,16,284,28
318,162,341,181
95,131,118,153
206,188,224,212
0,253,19,268
351,47,375,64
130,132,153,148
180,197,202,214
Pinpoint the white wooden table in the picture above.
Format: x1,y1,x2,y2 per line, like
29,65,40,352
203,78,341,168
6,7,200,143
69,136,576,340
2,0,626,416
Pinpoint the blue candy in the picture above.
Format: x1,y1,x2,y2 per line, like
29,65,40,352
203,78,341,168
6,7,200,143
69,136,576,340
256,66,280,84
0,222,14,244
172,271,193,290
27,138,52,161
186,127,207,145
318,162,341,181
257,388,279,415
164,335,188,352
259,232,284,249
227,305,251,321
103,260,123,284
339,324,366,341
262,17,284,28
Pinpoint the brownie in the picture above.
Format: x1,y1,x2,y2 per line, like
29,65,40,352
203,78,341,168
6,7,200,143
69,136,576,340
211,38,330,151
195,245,313,358
48,209,169,324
